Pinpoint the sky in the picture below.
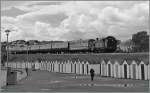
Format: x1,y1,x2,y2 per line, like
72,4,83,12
1,1,149,42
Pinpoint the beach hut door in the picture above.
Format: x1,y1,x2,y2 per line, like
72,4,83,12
141,64,145,80
132,64,136,79
75,64,76,74
108,64,111,77
82,64,84,74
124,64,127,79
87,64,89,74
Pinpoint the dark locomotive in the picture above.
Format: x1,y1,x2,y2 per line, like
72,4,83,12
8,36,118,54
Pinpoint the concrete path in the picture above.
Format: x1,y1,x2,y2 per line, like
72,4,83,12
2,70,149,92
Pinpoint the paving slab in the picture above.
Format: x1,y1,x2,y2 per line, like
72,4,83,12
2,70,149,92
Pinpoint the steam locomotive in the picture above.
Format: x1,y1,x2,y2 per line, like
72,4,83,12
9,36,118,54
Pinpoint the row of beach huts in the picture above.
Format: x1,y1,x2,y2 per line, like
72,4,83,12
5,59,150,80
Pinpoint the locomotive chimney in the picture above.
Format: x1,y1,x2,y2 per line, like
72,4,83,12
96,38,99,40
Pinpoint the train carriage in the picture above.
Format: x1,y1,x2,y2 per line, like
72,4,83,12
51,41,69,53
8,36,118,54
69,39,95,53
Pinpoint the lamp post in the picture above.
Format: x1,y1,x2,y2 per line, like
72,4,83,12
26,42,30,63
27,46,28,63
5,30,11,66
39,46,41,53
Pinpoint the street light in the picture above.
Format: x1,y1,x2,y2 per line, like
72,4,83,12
5,30,11,66
26,42,30,63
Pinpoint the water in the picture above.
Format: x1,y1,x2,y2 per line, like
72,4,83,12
78,83,142,87
40,88,51,91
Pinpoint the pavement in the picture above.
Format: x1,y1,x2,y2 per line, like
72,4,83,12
1,70,149,92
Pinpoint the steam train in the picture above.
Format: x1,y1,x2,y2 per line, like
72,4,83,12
8,36,118,54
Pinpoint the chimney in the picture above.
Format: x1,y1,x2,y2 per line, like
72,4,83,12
96,38,99,40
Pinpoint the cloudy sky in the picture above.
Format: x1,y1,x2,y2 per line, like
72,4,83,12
1,1,149,42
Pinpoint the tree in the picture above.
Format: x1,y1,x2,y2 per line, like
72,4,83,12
132,31,149,52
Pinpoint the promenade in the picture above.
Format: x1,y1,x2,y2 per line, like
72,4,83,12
2,70,149,92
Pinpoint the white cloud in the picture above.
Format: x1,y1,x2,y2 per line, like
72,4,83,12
1,1,149,42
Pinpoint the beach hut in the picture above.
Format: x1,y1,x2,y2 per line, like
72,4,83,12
22,62,26,68
113,61,120,78
10,62,13,68
42,61,45,70
25,62,28,68
7,62,10,67
56,61,60,72
82,61,87,75
121,60,130,79
15,62,17,68
66,61,70,73
11,62,15,68
27,62,30,68
49,61,52,72
60,62,63,73
54,60,58,72
77,60,81,74
58,62,60,72
106,61,114,77
85,61,89,75
35,61,40,70
39,61,42,70
40,61,44,70
92,63,100,75
45,61,47,71
101,60,106,76
14,62,17,68
76,61,80,74
10,62,12,68
52,61,55,72
4,62,6,67
138,61,148,80
126,60,133,79
47,61,50,71
50,61,52,72
79,61,84,75
71,61,75,73
13,62,16,68
81,61,86,75
12,62,15,68
79,61,83,75
49,61,52,71
130,60,139,79
49,61,51,71
11,62,14,68
59,61,62,73
148,64,150,80
45,61,48,71
74,61,77,74
62,61,66,73
44,61,47,71
8,62,11,67
43,61,46,70
70,61,74,73
144,64,149,80
50,61,53,72
9,62,12,67
15,62,18,68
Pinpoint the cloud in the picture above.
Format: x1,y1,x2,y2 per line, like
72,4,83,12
1,7,28,17
1,1,149,42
